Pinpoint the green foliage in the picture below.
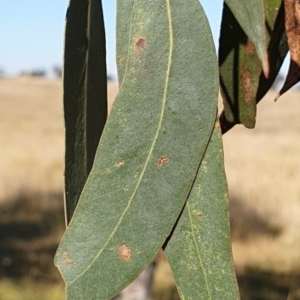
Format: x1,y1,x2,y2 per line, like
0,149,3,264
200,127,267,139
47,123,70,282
55,0,292,299
63,0,107,223
219,0,288,133
225,0,268,73
56,1,221,298
0,280,64,300
164,126,239,299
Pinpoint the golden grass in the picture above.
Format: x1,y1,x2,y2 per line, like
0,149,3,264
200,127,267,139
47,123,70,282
223,90,300,273
0,77,299,295
0,279,64,300
0,77,64,200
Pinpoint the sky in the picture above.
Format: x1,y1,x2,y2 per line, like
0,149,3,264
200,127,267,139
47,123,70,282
0,1,223,78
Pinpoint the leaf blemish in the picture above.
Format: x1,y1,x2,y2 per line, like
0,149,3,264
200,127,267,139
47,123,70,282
115,160,125,167
157,156,169,167
241,70,253,103
118,244,131,261
63,251,71,267
117,56,124,63
215,122,221,129
245,40,255,53
135,38,145,51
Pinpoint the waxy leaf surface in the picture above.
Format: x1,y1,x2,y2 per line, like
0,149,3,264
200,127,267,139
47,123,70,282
165,126,239,300
63,0,107,223
55,0,218,299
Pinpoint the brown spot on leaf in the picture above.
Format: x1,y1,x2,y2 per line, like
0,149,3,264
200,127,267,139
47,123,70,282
63,251,71,267
157,156,169,167
135,38,145,51
117,56,124,63
197,212,202,218
118,244,131,261
115,160,125,167
245,40,255,53
240,70,253,103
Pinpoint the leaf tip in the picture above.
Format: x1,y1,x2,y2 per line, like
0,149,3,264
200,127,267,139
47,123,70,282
274,92,281,102
262,54,270,79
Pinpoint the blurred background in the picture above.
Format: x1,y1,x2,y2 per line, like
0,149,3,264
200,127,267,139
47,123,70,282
0,1,300,299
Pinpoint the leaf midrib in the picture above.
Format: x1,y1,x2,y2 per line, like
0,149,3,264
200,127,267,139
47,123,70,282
187,203,211,299
68,0,174,286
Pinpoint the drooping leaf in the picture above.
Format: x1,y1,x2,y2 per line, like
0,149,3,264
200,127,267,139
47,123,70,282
164,124,240,300
55,1,218,299
63,0,107,223
275,0,300,100
225,0,268,74
219,0,288,134
219,3,259,129
257,2,288,101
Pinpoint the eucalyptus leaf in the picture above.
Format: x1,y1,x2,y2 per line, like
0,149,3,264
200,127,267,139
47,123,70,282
55,0,218,299
165,125,240,300
63,0,107,223
219,0,287,133
225,0,268,74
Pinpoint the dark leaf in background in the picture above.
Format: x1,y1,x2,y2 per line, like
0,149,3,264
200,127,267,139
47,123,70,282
219,0,288,134
63,0,107,223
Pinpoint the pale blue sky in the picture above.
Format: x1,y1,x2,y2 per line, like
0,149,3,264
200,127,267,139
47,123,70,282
0,1,223,77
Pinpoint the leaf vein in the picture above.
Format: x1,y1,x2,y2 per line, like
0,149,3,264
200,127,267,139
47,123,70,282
67,0,174,286
187,203,212,299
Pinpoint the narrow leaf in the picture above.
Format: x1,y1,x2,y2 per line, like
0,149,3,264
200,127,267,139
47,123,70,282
63,0,107,223
225,0,268,75
275,0,300,100
219,2,259,129
219,0,288,134
165,125,240,300
257,2,288,101
55,1,218,299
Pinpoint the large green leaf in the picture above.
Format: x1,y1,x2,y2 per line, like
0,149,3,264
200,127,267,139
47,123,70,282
164,125,240,300
55,0,218,299
219,0,287,133
63,0,107,223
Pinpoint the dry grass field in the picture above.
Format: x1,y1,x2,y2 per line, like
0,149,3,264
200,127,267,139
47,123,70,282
0,76,299,299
